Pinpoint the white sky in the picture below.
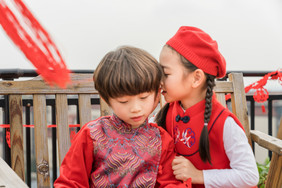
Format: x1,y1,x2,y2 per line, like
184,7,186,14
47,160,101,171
0,0,282,72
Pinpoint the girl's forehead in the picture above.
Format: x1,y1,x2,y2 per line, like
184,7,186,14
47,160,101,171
160,49,182,67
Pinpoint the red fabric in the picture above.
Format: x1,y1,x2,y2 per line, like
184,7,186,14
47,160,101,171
0,0,70,88
54,124,94,188
54,116,187,188
166,26,226,78
151,124,189,188
166,98,244,188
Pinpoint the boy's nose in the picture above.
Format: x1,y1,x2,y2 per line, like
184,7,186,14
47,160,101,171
131,102,142,113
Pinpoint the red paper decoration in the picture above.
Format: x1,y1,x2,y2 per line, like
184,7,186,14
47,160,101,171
253,88,269,103
0,0,70,88
225,70,282,113
245,70,282,103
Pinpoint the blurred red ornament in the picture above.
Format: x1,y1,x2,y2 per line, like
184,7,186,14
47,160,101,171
0,0,70,88
225,70,281,113
253,87,269,103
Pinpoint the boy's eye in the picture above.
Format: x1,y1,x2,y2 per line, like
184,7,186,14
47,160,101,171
140,96,148,100
118,101,128,104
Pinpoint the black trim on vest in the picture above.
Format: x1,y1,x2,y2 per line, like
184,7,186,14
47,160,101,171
176,108,226,157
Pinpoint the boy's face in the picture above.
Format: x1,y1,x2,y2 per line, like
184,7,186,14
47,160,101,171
108,91,157,128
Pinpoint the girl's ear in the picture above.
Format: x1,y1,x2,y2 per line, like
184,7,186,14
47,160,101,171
191,69,206,88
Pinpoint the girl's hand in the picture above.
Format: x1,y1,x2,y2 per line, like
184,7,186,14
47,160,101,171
172,156,204,184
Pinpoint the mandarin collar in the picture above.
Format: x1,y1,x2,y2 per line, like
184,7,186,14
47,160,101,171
110,114,148,133
176,95,216,117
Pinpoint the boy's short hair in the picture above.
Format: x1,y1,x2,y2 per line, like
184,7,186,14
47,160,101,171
93,46,162,104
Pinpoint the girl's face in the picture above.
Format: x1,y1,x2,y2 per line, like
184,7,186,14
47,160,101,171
159,46,193,104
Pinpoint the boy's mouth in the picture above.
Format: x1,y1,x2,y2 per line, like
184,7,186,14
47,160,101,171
131,115,143,122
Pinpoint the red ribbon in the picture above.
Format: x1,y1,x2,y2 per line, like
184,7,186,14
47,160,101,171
0,0,70,88
1,124,80,148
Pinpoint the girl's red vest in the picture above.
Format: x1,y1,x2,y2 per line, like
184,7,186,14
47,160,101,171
166,98,244,188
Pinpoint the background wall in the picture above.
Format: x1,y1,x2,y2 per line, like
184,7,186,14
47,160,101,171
0,0,282,72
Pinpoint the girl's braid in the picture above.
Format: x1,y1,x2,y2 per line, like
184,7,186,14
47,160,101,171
199,74,216,164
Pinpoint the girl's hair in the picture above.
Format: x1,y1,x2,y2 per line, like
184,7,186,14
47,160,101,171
155,45,216,164
93,46,163,104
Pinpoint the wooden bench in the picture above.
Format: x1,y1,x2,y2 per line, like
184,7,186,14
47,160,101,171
213,73,282,188
0,73,111,187
0,72,281,187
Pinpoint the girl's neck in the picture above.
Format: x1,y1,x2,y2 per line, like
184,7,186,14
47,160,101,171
180,89,206,110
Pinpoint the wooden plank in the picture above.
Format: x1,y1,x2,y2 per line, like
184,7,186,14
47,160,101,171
228,73,252,146
100,98,112,116
0,157,28,188
0,74,97,95
9,95,25,181
215,93,226,108
78,94,92,128
265,118,282,188
56,94,71,166
250,130,282,155
33,94,50,188
214,81,233,93
266,154,282,187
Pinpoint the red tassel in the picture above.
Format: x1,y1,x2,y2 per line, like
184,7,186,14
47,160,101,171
6,128,11,148
0,0,70,88
261,105,266,113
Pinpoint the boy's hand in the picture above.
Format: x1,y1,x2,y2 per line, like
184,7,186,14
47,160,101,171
172,156,204,184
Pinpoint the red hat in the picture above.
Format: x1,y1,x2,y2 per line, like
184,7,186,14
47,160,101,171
166,26,226,78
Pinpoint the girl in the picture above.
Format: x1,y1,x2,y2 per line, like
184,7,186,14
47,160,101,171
156,26,259,187
54,46,189,187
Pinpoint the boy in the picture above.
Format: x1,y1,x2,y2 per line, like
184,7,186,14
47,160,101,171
54,46,188,187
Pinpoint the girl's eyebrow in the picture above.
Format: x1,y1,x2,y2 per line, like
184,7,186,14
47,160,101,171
161,65,169,69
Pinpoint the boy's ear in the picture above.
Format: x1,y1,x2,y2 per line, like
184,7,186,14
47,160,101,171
100,97,111,107
191,69,206,88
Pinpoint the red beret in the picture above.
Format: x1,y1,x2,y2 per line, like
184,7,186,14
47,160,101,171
166,26,226,78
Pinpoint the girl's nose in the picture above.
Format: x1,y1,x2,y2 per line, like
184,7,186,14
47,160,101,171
160,81,165,90
160,80,164,87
